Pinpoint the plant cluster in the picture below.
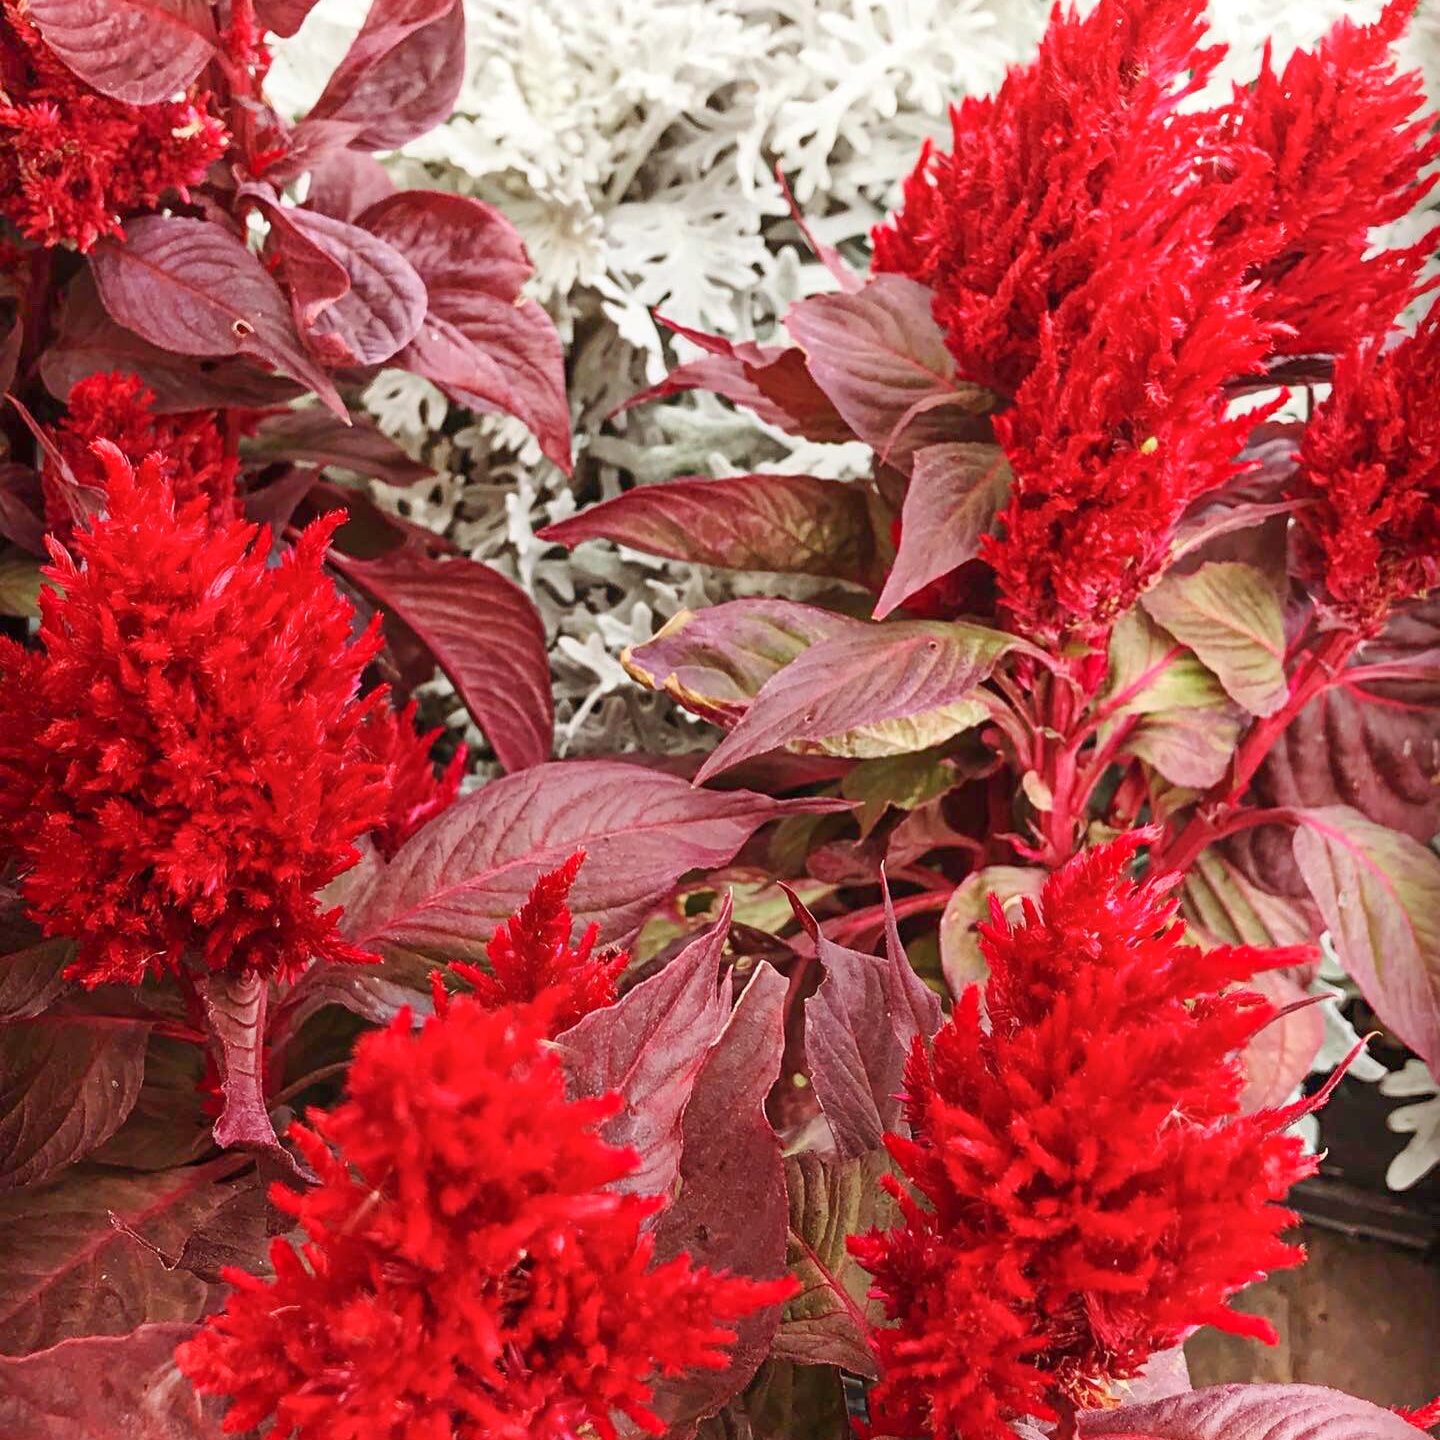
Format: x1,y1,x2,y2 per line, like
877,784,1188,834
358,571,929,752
0,2,1438,1440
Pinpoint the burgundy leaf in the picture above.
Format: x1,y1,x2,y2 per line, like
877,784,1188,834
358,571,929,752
649,963,792,1429
89,217,347,420
0,1017,149,1189
0,1160,244,1353
255,0,320,38
1237,970,1325,1113
303,0,465,153
0,905,71,1021
1180,848,1316,951
339,760,847,964
196,973,291,1174
90,1036,212,1173
239,182,349,327
1076,1382,1422,1439
0,315,21,397
305,149,396,222
784,887,941,1157
695,620,1016,783
557,903,735,1201
784,275,999,468
0,463,44,555
1292,807,1440,1072
775,166,863,294
248,408,433,487
539,474,882,587
26,0,216,106
622,600,861,729
875,441,1011,618
242,466,319,532
327,544,553,772
0,1323,226,1439
363,192,571,472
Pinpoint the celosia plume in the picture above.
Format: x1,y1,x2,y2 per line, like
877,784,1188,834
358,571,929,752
0,444,388,985
452,850,628,1034
0,2,226,251
176,994,794,1440
851,834,1321,1440
359,696,466,859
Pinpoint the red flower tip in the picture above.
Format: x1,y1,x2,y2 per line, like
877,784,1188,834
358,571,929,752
359,696,466,859
452,851,629,1034
175,994,793,1440
0,447,389,986
850,833,1317,1440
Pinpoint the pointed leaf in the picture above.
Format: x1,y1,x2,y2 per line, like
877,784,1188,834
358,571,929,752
328,544,552,773
1238,970,1325,1113
557,904,735,1201
875,442,1010,618
1141,562,1288,717
90,1037,211,1172
1076,1382,1423,1439
26,0,216,105
247,408,433,487
1292,807,1440,1072
340,761,847,963
1181,849,1315,950
0,1323,225,1439
784,276,999,468
696,620,1014,783
0,906,71,1022
89,217,346,420
540,474,882,587
623,600,861,729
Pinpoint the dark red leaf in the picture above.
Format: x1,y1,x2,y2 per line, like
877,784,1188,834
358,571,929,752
90,1036,212,1173
875,441,1011,618
649,963,792,1428
89,217,347,420
0,1159,245,1353
248,408,433,487
0,315,21,397
0,1324,226,1438
363,191,571,472
539,474,882,587
1237,970,1325,1113
0,464,44,555
339,760,848,963
302,0,465,153
0,904,71,1022
255,0,319,38
0,1017,149,1189
26,0,216,106
305,149,396,222
783,276,999,468
775,166,863,294
327,544,553,772
557,902,735,1200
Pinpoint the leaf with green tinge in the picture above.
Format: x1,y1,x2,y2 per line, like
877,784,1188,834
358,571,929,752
1181,849,1316,950
540,474,883,587
774,1149,895,1376
1141,562,1288,716
0,555,41,619
875,442,1010,618
699,1361,850,1440
1292,807,1440,1072
840,750,954,839
939,866,1046,998
695,620,1014,783
623,601,860,729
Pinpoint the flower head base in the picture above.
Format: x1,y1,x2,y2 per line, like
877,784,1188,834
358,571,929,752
0,445,388,986
176,995,793,1440
1291,314,1440,632
851,834,1318,1440
45,371,242,542
452,851,629,1035
359,697,466,860
0,3,226,250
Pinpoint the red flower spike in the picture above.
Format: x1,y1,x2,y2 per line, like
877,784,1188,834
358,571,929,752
1290,312,1440,632
360,696,466,859
851,834,1318,1440
0,444,389,986
44,371,243,542
452,851,628,1034
175,996,795,1440
0,3,226,251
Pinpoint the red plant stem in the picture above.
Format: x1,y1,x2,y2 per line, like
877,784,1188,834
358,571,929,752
824,889,948,946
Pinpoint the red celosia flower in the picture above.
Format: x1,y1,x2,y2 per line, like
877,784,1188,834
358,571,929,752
44,371,243,541
452,851,628,1033
851,834,1319,1440
176,995,794,1440
0,444,388,986
1216,1,1440,358
0,3,227,251
359,697,466,859
1290,312,1440,631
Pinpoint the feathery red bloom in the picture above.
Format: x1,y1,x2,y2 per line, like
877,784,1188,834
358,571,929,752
1216,1,1440,358
0,3,226,251
851,834,1317,1440
44,372,242,541
176,995,794,1440
359,697,466,859
1290,313,1440,631
0,444,388,986
452,851,628,1034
